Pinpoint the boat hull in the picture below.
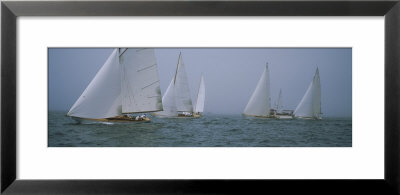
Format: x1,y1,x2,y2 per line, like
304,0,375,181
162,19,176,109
275,115,294,119
192,114,202,118
152,113,201,118
177,113,201,118
70,116,151,124
294,116,322,120
243,114,275,118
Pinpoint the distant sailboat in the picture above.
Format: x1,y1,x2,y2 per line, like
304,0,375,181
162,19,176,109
67,48,163,122
193,74,205,117
274,89,283,113
155,52,196,117
293,67,322,119
243,63,274,118
273,89,294,119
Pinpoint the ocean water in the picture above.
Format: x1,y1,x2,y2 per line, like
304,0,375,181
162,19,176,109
48,111,351,147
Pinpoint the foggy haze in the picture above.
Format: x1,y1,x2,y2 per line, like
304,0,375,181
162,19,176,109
48,48,351,117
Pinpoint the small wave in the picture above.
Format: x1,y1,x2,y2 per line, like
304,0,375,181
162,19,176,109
53,131,65,136
65,122,82,126
228,128,240,132
260,139,269,144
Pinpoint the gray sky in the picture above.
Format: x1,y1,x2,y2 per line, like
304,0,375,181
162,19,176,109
49,48,351,117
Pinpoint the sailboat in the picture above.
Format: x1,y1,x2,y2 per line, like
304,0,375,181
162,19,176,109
193,74,205,117
155,52,196,117
293,67,322,120
273,89,294,119
274,89,283,113
243,62,274,118
67,48,163,123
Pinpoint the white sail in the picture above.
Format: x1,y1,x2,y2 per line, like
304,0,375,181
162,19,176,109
67,49,122,119
156,78,178,116
275,89,283,113
194,74,205,113
174,53,193,112
294,67,322,119
119,48,163,113
243,63,271,117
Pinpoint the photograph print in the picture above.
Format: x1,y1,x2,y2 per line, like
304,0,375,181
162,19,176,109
48,48,351,147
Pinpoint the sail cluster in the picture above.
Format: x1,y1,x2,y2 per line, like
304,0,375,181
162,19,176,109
67,49,163,119
157,54,205,116
173,54,194,112
243,63,321,119
67,49,320,120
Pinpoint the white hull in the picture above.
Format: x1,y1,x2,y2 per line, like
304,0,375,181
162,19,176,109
275,115,294,119
244,112,294,119
152,112,201,118
243,114,275,119
294,116,322,120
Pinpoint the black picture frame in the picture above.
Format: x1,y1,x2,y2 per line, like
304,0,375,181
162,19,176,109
2,0,400,194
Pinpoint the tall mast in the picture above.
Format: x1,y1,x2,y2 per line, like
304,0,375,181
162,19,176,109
173,52,182,85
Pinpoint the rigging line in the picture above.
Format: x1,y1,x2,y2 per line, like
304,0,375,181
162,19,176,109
142,80,160,90
173,52,181,85
137,63,157,72
119,48,128,57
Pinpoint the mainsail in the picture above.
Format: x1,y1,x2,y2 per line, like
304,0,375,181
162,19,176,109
293,67,322,119
194,74,205,114
67,48,163,119
119,48,163,113
243,63,271,117
174,53,193,112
